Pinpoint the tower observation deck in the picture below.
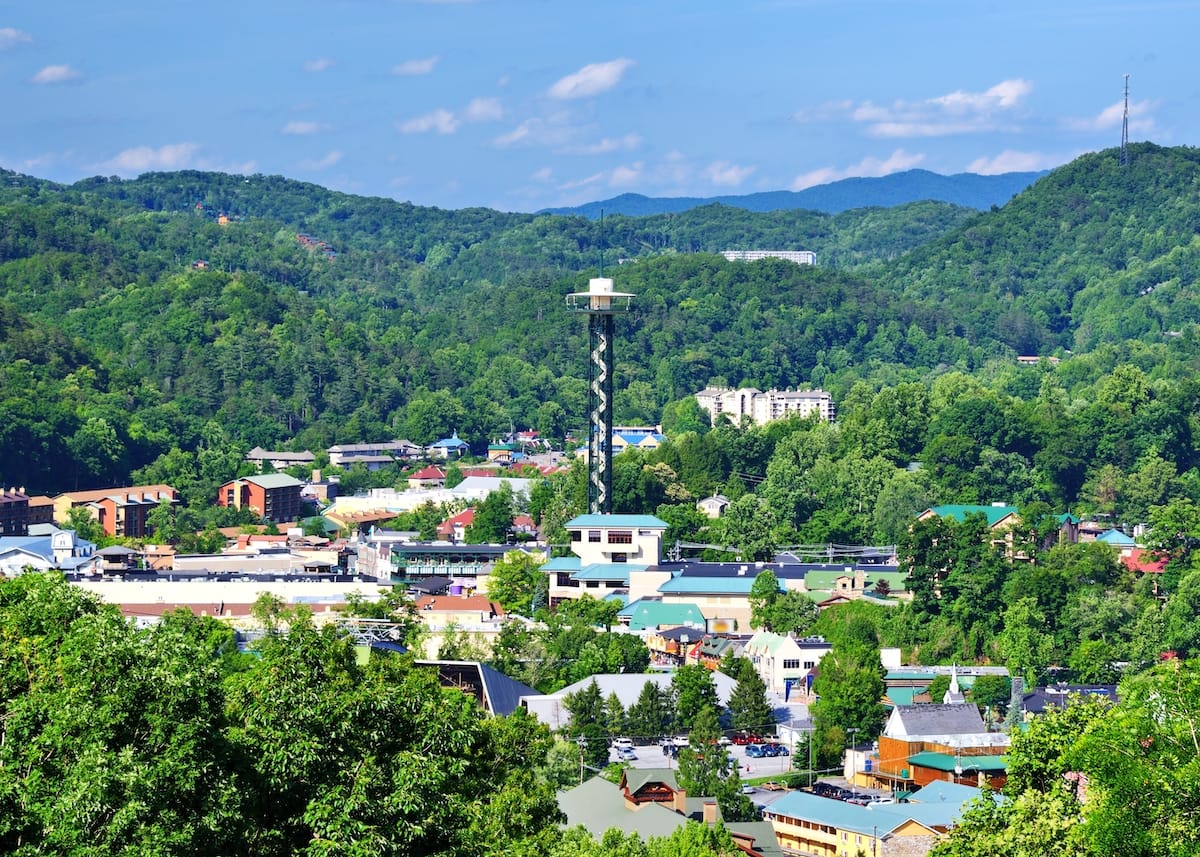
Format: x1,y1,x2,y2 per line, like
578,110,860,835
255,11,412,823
566,277,635,514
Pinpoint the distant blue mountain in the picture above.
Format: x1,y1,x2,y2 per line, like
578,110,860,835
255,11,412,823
539,169,1048,218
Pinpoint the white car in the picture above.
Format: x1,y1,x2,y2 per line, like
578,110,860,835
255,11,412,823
673,735,690,747
612,737,634,751
718,736,732,746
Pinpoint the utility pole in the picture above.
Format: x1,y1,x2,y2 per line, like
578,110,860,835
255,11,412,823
1120,74,1130,167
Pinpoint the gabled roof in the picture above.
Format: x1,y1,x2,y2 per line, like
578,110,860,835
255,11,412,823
923,504,1019,526
566,514,668,530
558,776,690,841
242,473,304,489
410,465,446,480
429,432,469,448
1122,548,1166,574
618,598,706,631
885,703,988,738
1096,528,1136,546
415,659,536,716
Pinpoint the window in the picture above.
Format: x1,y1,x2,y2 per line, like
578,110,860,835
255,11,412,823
608,530,633,544
804,661,816,670
588,530,601,543
611,553,627,562
570,531,581,542
783,659,800,669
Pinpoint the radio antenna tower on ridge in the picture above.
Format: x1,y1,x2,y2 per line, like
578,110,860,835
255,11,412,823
1120,74,1130,167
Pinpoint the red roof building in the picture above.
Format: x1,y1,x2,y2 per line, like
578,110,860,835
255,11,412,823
437,509,475,541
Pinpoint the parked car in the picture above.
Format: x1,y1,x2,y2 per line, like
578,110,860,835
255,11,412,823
741,784,756,794
732,732,761,745
867,797,894,806
673,735,691,748
612,737,634,750
768,743,789,756
760,743,780,757
744,744,765,758
618,747,638,761
718,735,732,746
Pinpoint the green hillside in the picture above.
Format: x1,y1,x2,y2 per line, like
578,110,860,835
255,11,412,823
876,142,1200,356
4,145,1200,496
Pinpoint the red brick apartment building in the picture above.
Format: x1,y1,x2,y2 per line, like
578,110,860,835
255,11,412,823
0,488,30,536
217,474,303,524
52,485,178,539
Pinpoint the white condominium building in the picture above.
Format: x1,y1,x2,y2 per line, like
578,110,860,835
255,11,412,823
695,386,835,427
720,249,816,265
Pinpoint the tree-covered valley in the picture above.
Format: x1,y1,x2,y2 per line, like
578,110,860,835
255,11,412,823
4,141,1200,504
5,143,1200,856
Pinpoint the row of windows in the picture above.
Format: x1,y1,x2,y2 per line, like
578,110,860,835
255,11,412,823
573,530,635,544
782,659,818,670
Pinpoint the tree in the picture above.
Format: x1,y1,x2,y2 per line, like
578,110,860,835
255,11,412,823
996,597,1055,686
626,679,675,743
603,691,627,738
675,706,755,822
720,494,778,562
65,504,105,545
727,665,773,734
467,481,515,543
968,674,1013,717
485,549,546,616
748,569,784,630
672,665,721,731
809,648,886,767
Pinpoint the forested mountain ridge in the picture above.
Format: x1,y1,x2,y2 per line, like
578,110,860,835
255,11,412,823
875,142,1200,356
539,168,1047,218
3,144,1200,499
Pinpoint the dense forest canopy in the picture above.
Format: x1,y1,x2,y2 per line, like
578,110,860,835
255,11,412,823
3,143,1200,500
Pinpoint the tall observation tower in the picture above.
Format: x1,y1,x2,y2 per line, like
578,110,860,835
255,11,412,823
566,276,635,513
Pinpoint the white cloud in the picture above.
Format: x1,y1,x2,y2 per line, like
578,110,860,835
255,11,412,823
610,162,644,187
304,58,334,73
531,166,553,182
1064,98,1155,134
790,149,925,191
548,58,634,100
703,160,756,187
798,79,1033,138
282,120,328,135
493,115,575,148
966,149,1069,174
565,133,642,155
557,172,605,191
464,97,503,122
932,79,1033,112
31,64,82,85
100,143,203,174
398,108,460,134
0,27,32,49
392,55,440,76
301,150,343,170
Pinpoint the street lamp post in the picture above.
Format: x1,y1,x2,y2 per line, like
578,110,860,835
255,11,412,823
846,728,859,798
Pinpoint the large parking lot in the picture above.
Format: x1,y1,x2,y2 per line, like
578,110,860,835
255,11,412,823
611,739,806,780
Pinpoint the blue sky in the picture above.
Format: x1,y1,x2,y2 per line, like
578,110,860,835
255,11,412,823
1,1,1195,212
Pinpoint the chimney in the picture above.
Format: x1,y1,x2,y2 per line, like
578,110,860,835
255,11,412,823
702,800,717,825
673,786,688,814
